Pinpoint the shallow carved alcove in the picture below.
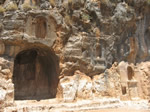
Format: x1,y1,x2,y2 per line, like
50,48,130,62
127,66,134,80
121,86,127,95
35,17,47,39
13,48,59,100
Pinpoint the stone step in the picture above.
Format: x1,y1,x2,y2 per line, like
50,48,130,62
4,98,121,112
94,58,105,65
4,99,150,112
94,65,106,71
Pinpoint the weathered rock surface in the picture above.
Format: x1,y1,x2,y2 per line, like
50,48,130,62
57,61,150,103
0,0,150,111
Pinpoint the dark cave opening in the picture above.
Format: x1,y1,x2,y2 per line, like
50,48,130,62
13,48,59,100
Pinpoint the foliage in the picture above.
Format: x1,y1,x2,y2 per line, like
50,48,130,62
147,0,150,4
22,3,32,11
22,2,38,11
5,3,18,11
0,5,5,13
81,13,91,22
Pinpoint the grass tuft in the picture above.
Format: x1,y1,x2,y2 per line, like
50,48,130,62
0,5,5,13
5,3,18,11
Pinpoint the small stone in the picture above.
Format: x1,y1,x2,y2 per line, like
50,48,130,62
77,72,93,99
1,69,11,75
0,88,6,101
58,75,79,102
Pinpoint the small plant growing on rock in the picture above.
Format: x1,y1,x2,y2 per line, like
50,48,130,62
22,3,32,11
147,0,150,4
0,6,5,14
64,15,72,25
81,13,91,23
5,3,18,11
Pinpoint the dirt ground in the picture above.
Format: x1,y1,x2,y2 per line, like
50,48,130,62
76,108,150,112
11,99,149,112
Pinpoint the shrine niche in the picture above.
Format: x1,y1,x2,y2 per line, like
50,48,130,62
13,48,59,100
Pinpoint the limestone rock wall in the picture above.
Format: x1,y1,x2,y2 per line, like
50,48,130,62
0,0,150,110
0,0,149,73
57,62,150,102
0,58,14,112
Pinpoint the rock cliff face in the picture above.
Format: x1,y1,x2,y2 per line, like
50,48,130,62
0,0,150,111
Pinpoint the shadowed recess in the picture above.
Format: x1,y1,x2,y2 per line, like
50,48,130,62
127,66,134,80
35,17,47,39
13,48,59,100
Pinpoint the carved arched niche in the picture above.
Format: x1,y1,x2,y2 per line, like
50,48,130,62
25,15,57,43
13,48,59,100
35,17,47,39
127,66,134,80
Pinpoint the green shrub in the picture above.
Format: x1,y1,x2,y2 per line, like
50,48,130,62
5,3,18,11
82,13,91,22
147,0,150,4
22,3,32,11
0,6,5,13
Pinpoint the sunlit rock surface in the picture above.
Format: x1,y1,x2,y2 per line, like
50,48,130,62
0,0,150,111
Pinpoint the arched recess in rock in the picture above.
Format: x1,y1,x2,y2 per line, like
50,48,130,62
35,17,47,39
13,47,59,100
127,66,134,80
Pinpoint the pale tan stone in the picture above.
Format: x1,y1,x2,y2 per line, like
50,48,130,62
92,74,107,98
117,61,128,82
76,71,93,99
